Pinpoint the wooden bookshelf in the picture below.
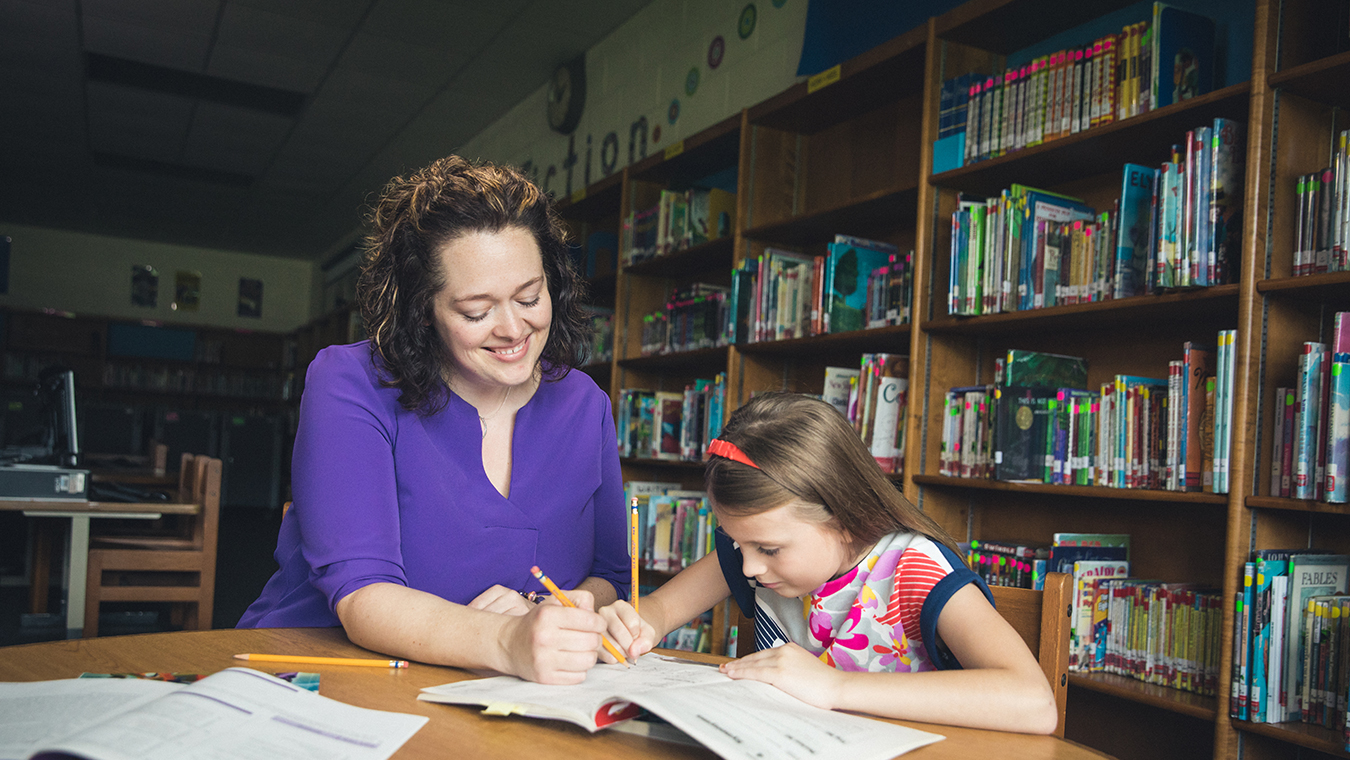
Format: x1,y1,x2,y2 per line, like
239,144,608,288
558,1,1350,757
932,83,1253,197
907,1,1271,758
913,475,1229,506
1068,672,1218,721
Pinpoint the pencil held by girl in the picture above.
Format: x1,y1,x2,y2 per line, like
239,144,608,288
598,392,1059,734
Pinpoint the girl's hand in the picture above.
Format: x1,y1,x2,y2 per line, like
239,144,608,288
497,600,607,684
467,584,536,616
719,643,844,709
597,600,657,662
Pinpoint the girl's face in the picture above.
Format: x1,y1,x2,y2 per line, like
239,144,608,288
717,501,861,598
429,227,552,399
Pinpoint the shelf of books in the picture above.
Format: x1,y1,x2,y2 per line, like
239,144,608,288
588,1,1350,755
728,25,924,426
1224,1,1350,757
909,0,1261,757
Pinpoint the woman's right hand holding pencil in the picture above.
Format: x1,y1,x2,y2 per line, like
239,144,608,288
597,600,658,663
497,594,610,685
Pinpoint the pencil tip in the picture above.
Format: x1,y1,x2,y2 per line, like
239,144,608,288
232,654,247,660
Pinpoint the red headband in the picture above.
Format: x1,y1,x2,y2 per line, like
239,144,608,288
706,438,759,469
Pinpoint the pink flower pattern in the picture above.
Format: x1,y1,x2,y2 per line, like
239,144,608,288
800,533,937,673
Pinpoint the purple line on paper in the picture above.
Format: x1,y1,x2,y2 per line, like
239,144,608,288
168,691,253,715
271,715,381,747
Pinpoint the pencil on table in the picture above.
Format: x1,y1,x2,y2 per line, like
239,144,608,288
529,565,632,667
233,654,409,668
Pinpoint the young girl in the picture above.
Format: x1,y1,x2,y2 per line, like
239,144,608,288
599,392,1059,734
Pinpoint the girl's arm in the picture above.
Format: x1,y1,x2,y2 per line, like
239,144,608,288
599,550,732,661
720,583,1060,735
337,582,611,684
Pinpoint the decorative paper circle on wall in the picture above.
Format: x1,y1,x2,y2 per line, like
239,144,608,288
685,67,699,96
652,124,662,143
708,35,725,69
668,99,680,124
738,4,757,39
771,0,786,7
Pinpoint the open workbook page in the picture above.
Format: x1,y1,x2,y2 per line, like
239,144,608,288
419,653,943,760
0,667,427,760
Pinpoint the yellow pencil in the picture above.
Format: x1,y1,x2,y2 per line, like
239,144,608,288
233,653,408,668
530,565,631,666
630,498,640,616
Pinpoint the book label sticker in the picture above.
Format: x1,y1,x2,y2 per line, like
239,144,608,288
809,65,841,93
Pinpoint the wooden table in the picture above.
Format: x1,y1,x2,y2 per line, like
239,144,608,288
0,627,1115,760
0,498,199,638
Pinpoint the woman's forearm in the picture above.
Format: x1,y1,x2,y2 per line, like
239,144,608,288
337,583,514,673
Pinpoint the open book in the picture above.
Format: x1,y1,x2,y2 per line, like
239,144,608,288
419,654,943,760
0,667,427,760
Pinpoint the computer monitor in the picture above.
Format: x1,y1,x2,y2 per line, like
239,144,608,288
36,366,80,467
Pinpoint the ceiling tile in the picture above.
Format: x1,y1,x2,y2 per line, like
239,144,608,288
80,0,220,36
86,81,193,162
188,101,294,150
521,0,652,36
0,0,79,65
180,143,272,176
361,0,509,50
227,0,371,29
206,43,329,93
337,33,464,89
82,15,212,70
214,3,349,68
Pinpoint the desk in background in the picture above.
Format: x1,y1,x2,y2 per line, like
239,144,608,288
0,498,199,638
0,627,1114,760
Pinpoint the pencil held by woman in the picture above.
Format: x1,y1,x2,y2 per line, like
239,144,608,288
531,566,631,667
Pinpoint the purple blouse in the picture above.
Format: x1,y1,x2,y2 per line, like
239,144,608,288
239,341,627,628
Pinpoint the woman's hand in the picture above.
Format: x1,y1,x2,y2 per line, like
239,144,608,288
597,600,657,663
497,600,608,684
467,584,535,616
719,643,844,709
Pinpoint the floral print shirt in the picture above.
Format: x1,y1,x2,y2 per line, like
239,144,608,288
716,530,991,672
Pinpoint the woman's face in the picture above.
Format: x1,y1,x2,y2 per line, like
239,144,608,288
429,226,552,397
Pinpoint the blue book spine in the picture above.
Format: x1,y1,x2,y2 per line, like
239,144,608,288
1296,344,1325,499
1116,163,1160,298
1327,359,1350,503
1238,561,1255,719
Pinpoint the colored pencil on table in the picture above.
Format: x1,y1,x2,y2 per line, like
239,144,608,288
233,654,408,668
630,498,640,616
529,565,631,666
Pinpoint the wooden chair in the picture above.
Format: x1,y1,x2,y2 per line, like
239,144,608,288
988,571,1072,737
82,454,222,637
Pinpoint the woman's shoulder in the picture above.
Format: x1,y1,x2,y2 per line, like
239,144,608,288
540,367,609,407
305,341,400,407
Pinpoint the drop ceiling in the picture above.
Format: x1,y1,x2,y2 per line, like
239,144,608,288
0,0,652,261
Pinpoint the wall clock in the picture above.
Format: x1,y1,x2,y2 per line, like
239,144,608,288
547,55,586,135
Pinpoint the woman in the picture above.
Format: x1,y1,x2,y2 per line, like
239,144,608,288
240,156,627,685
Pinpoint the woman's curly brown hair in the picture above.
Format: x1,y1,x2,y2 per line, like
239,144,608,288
357,155,591,414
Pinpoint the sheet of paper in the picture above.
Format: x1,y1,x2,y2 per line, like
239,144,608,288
629,677,944,760
421,654,944,760
0,678,180,760
419,654,729,727
12,668,427,760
